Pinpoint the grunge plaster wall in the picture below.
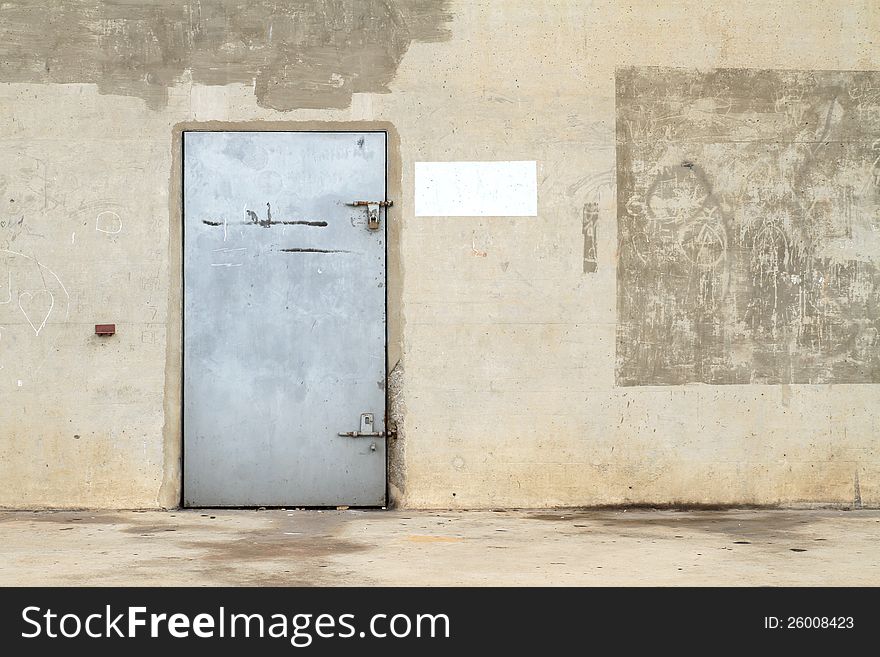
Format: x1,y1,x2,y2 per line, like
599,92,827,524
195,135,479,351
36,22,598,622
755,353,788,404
616,68,880,386
0,0,878,509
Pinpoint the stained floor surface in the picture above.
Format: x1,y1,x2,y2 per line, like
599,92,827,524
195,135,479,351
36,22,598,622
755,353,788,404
1,509,877,586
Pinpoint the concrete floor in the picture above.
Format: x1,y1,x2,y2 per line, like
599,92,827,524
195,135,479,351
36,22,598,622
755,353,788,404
1,508,878,586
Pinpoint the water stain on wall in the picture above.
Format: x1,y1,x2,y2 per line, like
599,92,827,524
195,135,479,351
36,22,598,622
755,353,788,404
616,67,880,385
0,0,452,110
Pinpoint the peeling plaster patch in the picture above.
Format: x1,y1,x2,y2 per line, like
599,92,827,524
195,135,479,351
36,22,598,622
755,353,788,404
471,234,488,257
0,1,452,110
616,67,880,386
386,361,406,507
415,161,538,217
582,202,599,273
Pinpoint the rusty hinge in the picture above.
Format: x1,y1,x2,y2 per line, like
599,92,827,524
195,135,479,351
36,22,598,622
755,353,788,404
346,200,393,230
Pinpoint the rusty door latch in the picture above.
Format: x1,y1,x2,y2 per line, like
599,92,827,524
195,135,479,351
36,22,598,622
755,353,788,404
347,200,393,230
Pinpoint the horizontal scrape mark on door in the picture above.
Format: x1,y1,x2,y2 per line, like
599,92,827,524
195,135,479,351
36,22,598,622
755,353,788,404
203,219,328,227
278,248,352,254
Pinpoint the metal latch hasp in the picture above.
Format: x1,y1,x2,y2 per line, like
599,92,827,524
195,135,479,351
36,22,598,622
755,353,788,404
347,200,393,230
338,413,390,438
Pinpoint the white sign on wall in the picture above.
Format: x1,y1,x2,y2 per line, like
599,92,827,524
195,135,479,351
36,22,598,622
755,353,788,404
414,161,538,217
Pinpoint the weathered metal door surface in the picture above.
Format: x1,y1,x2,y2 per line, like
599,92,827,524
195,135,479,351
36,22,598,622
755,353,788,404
182,131,387,507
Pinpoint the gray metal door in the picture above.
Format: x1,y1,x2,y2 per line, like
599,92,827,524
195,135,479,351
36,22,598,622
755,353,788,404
182,131,387,507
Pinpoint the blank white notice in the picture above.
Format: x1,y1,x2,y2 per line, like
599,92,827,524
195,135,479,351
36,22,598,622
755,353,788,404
415,161,538,217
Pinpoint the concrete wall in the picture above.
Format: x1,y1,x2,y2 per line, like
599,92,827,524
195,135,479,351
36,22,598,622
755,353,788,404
0,0,878,509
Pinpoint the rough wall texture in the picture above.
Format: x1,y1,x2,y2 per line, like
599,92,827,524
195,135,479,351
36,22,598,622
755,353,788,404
0,0,878,508
617,67,880,386
0,0,451,110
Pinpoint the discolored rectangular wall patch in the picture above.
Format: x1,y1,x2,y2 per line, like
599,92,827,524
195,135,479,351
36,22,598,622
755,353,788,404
616,67,880,385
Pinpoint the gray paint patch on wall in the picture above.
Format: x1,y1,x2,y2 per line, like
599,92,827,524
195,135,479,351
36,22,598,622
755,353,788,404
0,0,451,110
616,67,880,386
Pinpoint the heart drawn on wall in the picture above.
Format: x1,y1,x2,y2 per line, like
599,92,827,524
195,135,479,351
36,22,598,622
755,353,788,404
18,290,55,336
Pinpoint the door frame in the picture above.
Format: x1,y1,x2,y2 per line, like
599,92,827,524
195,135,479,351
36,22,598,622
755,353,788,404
163,121,403,508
